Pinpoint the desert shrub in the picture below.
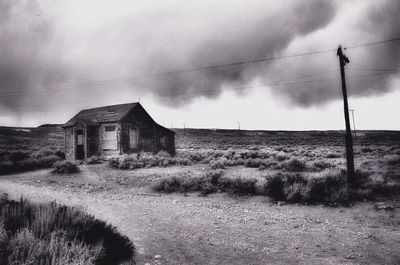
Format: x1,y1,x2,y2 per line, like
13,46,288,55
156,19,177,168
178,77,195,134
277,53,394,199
223,150,236,160
386,155,400,165
219,176,258,195
281,158,306,172
284,181,308,202
210,159,226,169
212,151,224,158
55,150,66,159
0,147,64,175
36,154,61,167
263,174,285,200
153,174,198,193
7,228,101,265
86,155,103,165
0,196,135,265
306,169,348,203
154,170,260,195
240,150,262,159
224,158,245,167
275,153,289,161
109,153,191,169
353,172,400,198
259,164,267,170
0,160,14,174
153,170,223,194
9,150,30,163
157,150,171,158
326,153,341,158
187,152,205,163
0,154,62,175
312,160,334,171
261,169,348,203
33,148,56,158
108,157,120,168
175,157,191,166
52,160,79,174
154,169,347,203
362,147,373,153
245,158,263,168
16,157,42,170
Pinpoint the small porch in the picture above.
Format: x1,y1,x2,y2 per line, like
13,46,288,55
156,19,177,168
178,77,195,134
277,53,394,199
69,120,100,160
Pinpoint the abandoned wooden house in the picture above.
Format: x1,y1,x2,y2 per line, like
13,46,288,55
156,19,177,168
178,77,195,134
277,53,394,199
62,102,175,160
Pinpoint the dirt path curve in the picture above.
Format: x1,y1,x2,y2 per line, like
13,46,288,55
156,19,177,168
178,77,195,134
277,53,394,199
0,178,399,265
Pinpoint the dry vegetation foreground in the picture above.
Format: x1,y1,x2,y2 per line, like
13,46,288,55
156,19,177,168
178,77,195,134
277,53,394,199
1,128,400,264
1,164,399,265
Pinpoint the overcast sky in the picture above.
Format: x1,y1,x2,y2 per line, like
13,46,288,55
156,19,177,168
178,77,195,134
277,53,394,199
0,0,399,130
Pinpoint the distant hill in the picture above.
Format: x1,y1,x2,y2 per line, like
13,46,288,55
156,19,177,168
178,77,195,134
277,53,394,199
0,124,64,149
1,124,399,151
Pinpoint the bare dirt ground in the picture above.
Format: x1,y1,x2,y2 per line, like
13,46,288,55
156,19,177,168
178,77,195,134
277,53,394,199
1,165,399,265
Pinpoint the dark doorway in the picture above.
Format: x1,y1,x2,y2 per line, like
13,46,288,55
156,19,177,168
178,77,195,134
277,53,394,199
75,129,85,159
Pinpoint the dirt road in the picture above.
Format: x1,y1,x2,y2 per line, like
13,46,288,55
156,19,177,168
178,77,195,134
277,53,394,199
1,167,399,265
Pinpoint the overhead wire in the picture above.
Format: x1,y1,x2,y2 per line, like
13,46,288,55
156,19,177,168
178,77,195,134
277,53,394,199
10,69,399,110
1,35,400,100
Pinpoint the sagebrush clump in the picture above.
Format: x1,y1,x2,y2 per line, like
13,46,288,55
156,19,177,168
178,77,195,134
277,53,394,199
152,168,355,203
52,160,80,174
0,195,135,265
86,155,103,165
109,152,191,170
0,148,65,175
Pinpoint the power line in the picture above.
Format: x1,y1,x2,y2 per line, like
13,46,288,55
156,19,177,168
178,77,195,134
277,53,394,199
1,69,340,97
11,69,398,111
346,36,400,49
347,67,399,73
4,67,399,99
1,50,338,97
1,36,400,98
6,69,399,109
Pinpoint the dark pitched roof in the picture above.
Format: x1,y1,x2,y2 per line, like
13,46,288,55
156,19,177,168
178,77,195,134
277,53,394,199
63,102,139,127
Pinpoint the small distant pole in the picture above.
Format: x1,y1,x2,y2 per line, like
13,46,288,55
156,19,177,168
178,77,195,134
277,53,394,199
349,109,357,140
237,121,241,131
183,122,186,136
337,45,355,183
171,120,173,129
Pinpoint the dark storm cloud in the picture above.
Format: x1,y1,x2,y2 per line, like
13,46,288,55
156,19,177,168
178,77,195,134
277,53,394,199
258,0,400,107
126,0,400,108
0,0,68,113
1,0,399,120
136,0,338,106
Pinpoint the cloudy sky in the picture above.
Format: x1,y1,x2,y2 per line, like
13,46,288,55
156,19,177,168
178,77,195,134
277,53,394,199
0,0,399,130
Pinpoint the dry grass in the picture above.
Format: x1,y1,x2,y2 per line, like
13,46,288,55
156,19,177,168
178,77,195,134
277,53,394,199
0,148,65,175
152,166,400,204
52,160,80,174
0,194,135,265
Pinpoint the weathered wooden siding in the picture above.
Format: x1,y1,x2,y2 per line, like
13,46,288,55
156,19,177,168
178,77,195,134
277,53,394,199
99,123,121,157
63,104,175,159
120,105,157,154
64,128,74,160
156,126,175,156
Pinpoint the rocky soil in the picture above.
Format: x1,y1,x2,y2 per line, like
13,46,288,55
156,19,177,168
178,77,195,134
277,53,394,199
1,166,399,265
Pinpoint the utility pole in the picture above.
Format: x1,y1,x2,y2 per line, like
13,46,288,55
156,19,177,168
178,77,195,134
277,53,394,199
337,46,355,183
349,109,357,140
237,121,241,131
183,122,186,136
